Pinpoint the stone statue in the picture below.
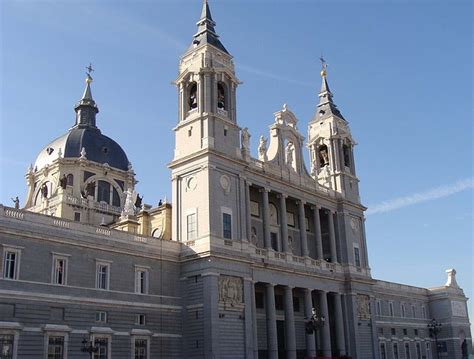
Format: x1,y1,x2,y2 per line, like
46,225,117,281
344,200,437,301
241,128,250,152
40,183,48,198
121,188,136,218
11,196,19,209
80,147,87,160
135,193,143,209
158,199,163,206
59,174,67,190
83,181,95,198
258,136,267,161
286,142,294,166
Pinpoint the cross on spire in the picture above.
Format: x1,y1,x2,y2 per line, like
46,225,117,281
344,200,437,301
319,56,327,77
86,63,94,76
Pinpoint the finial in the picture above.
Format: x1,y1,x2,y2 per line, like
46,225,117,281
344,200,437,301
320,55,328,77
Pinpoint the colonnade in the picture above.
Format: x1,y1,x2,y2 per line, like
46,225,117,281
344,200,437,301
253,283,347,359
245,182,338,263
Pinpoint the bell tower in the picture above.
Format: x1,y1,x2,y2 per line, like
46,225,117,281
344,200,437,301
173,0,240,161
307,61,360,204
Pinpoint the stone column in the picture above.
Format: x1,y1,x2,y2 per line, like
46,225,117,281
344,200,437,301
265,283,278,359
298,200,309,257
202,273,220,358
303,289,316,358
334,293,347,356
252,282,259,359
328,210,337,263
318,290,332,357
284,286,296,359
261,188,272,250
245,181,252,242
312,206,323,260
279,194,289,253
244,278,256,358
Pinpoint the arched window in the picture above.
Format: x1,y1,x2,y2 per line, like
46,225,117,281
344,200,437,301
217,82,226,110
66,174,74,186
188,82,198,110
343,144,351,167
318,145,329,168
96,180,120,206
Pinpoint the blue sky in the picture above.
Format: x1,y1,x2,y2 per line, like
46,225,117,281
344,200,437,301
1,0,472,323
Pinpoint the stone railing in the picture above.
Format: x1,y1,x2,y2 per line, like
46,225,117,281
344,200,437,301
0,205,180,254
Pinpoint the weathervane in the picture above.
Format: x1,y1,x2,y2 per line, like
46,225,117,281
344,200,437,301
319,55,328,77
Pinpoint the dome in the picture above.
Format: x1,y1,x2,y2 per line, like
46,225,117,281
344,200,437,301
34,127,129,171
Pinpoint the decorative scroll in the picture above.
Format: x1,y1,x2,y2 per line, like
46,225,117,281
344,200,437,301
218,276,243,307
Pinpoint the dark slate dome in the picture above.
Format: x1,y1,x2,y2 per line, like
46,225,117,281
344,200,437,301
34,73,129,171
34,127,129,171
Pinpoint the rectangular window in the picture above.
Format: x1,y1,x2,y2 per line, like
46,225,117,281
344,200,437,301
136,314,146,326
74,212,81,222
393,343,399,359
412,305,416,318
403,328,408,336
134,338,148,359
378,328,383,335
135,268,149,294
52,256,68,285
3,249,20,280
0,334,14,359
422,306,426,319
376,301,381,316
255,292,264,309
275,294,284,310
354,247,361,267
286,212,295,227
250,201,260,217
401,304,406,317
187,213,197,240
48,336,64,359
96,263,109,290
414,329,418,336
389,302,394,317
95,311,107,323
222,213,232,239
270,232,278,251
380,342,386,359
293,296,300,312
391,328,396,336
405,343,411,359
93,338,108,359
416,343,421,359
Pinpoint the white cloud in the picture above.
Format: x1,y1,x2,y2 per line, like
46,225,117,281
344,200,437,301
366,178,474,215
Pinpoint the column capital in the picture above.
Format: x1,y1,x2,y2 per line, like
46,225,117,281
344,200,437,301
265,282,277,288
246,180,253,186
284,285,295,290
277,193,288,199
310,204,321,211
296,199,306,206
259,187,271,193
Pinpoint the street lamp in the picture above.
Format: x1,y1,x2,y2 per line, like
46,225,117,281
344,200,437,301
427,318,442,359
81,337,98,359
305,308,326,335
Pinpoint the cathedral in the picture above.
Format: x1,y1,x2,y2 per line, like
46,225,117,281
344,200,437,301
0,2,471,359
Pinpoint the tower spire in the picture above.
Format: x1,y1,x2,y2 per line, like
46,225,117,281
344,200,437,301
315,58,344,121
74,64,99,129
188,0,229,54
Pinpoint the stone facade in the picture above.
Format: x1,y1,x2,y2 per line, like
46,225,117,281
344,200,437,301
0,1,471,359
